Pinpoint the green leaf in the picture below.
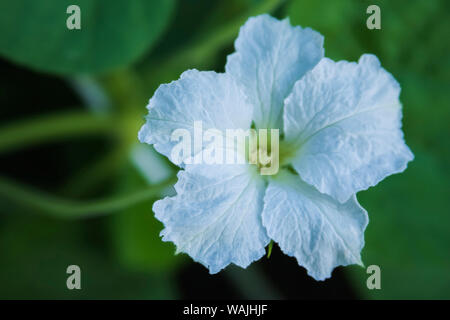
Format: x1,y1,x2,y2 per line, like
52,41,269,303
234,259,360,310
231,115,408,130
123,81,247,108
0,0,175,74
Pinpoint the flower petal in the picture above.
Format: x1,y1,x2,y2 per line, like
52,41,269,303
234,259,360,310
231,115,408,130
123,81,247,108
153,163,269,274
284,54,414,203
138,69,253,165
225,14,323,129
262,170,368,281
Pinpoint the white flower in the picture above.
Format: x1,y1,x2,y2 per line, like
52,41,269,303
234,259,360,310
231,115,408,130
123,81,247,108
138,14,413,280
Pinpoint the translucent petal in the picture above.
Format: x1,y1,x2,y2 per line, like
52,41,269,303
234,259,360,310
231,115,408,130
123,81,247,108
138,70,253,165
225,14,323,129
154,163,269,274
262,170,368,280
284,54,414,203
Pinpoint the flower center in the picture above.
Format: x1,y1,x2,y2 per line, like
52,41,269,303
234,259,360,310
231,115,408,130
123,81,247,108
246,130,297,176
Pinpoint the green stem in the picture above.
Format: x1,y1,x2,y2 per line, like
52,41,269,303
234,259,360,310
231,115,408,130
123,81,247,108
0,111,116,154
98,69,146,113
0,176,175,219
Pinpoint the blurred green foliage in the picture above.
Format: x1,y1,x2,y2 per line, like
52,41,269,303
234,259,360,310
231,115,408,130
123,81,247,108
110,163,180,273
0,0,449,299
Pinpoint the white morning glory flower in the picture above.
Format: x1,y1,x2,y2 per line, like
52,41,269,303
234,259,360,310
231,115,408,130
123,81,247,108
138,14,413,280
